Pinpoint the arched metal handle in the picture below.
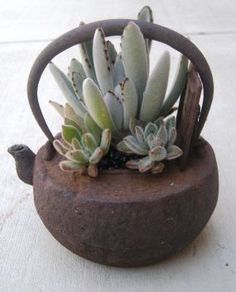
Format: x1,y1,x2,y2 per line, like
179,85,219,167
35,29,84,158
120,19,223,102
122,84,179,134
27,19,214,142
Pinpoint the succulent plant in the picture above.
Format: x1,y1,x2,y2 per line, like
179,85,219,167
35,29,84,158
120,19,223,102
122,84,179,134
116,116,183,173
53,124,111,178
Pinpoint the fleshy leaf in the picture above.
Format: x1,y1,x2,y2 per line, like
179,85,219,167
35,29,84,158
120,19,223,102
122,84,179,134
66,149,89,164
160,54,188,117
139,51,170,121
116,140,134,154
59,160,84,172
82,133,98,153
62,124,82,144
126,159,139,169
135,126,147,148
156,124,168,145
89,147,103,164
121,22,149,103
144,122,158,138
68,58,86,80
53,139,69,156
71,137,82,150
113,53,125,86
166,145,183,160
137,6,153,52
49,62,87,117
49,100,64,118
151,162,165,174
84,113,101,145
100,129,111,155
107,40,117,71
104,91,123,130
87,164,98,177
123,136,148,155
83,78,118,133
64,103,86,132
93,28,113,95
138,156,154,173
149,146,167,162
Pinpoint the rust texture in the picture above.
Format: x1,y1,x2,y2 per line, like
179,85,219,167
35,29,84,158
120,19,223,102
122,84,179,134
33,140,219,267
177,64,202,169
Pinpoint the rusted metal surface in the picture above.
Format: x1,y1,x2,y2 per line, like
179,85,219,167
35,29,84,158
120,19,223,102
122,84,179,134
177,64,202,169
32,139,218,267
27,19,214,145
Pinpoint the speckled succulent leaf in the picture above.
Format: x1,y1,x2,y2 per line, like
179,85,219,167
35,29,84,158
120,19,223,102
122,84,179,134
84,113,101,145
93,28,113,95
120,77,138,122
71,137,83,150
49,62,87,117
59,160,85,172
137,6,153,52
139,51,170,121
121,22,149,103
62,124,82,144
157,124,168,145
89,147,103,164
123,136,148,155
64,103,86,132
100,128,111,155
49,100,65,118
113,53,125,86
126,159,139,169
87,164,98,177
160,54,188,117
116,140,133,154
79,41,96,81
138,156,154,173
53,139,69,156
65,149,89,164
70,72,84,99
149,145,167,162
151,162,165,174
83,78,118,133
166,145,183,160
144,122,158,138
68,58,86,80
81,133,98,154
104,91,123,130
106,40,117,70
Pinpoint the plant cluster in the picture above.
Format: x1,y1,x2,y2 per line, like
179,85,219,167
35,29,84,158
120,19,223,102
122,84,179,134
50,6,187,177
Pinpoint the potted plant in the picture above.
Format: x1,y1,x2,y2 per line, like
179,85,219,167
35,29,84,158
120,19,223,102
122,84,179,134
8,6,218,267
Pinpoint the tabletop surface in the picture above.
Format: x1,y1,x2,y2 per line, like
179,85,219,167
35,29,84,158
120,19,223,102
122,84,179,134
1,0,236,291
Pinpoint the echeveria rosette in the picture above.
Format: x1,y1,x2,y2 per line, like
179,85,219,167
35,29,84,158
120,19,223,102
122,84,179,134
116,116,183,174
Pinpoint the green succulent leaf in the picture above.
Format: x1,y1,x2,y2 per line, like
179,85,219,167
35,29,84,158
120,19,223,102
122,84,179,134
134,126,147,148
49,100,64,118
121,21,149,103
82,132,98,153
168,127,177,145
138,156,154,173
68,58,86,80
104,91,123,130
166,145,183,160
59,160,85,173
53,139,69,156
149,146,167,162
83,78,118,133
93,28,113,95
87,164,98,177
49,62,87,117
116,140,134,154
156,124,168,145
106,40,117,71
62,124,82,144
64,103,86,132
100,128,111,155
144,122,158,138
139,51,170,122
160,54,188,117
65,149,89,164
84,113,101,145
123,136,148,155
89,147,104,164
71,137,83,150
137,6,153,52
113,53,125,86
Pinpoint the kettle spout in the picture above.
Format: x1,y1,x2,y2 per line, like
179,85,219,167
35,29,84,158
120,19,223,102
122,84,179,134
8,144,35,185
